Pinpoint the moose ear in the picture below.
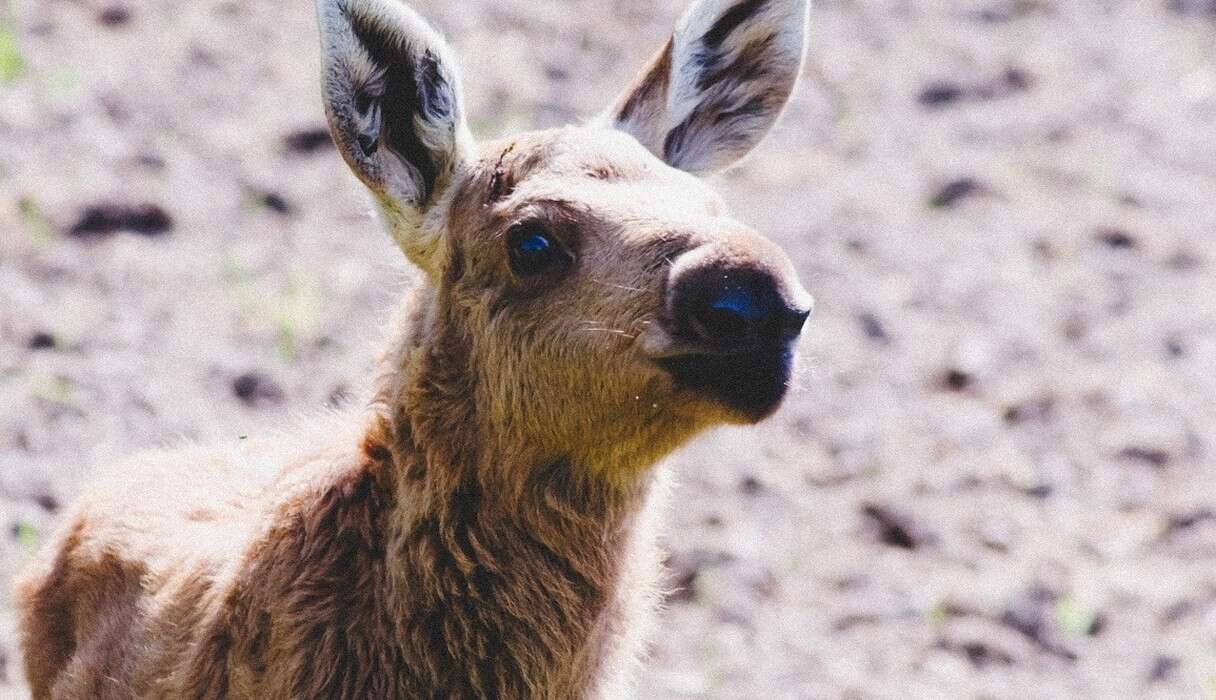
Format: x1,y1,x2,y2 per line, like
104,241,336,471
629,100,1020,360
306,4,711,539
315,0,472,267
602,0,808,175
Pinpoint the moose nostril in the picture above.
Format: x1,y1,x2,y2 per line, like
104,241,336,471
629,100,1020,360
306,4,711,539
709,287,766,321
667,242,815,353
690,285,770,347
671,264,812,352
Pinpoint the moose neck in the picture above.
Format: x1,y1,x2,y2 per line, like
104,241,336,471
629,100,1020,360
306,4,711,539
361,287,660,695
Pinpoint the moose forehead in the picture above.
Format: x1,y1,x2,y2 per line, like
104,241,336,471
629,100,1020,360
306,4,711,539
449,127,728,233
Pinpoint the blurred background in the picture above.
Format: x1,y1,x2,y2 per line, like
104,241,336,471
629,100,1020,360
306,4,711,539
2,0,1215,697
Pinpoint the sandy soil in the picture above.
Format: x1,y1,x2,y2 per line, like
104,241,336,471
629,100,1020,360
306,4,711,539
2,0,1216,697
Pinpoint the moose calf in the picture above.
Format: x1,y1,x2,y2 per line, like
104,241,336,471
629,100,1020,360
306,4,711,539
16,0,813,696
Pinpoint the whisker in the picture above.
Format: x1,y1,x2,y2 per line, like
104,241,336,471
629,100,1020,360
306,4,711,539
588,278,646,293
577,327,637,338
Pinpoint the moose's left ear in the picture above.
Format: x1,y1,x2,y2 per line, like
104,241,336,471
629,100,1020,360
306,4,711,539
601,0,809,175
315,0,472,270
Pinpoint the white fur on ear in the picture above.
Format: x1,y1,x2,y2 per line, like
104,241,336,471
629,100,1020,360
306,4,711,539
315,0,473,269
603,0,809,174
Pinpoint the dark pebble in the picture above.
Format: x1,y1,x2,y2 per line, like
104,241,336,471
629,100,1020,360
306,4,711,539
1148,655,1180,683
930,178,984,208
69,203,173,238
1023,483,1054,499
1000,584,1054,641
968,0,1047,23
918,82,965,107
1096,227,1138,250
261,191,294,215
284,128,334,154
961,641,1013,668
1001,66,1034,92
1062,315,1087,342
1168,0,1216,16
1166,250,1203,271
861,503,924,550
1161,508,1216,540
33,492,59,513
999,585,1079,661
941,369,973,392
919,67,1033,108
232,372,284,407
1119,446,1171,468
1086,611,1106,636
1161,599,1195,625
739,475,764,495
1031,238,1056,261
134,152,166,170
858,312,890,343
97,4,132,27
27,332,57,350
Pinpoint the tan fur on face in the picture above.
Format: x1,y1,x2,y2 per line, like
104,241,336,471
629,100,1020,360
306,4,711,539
436,129,740,474
15,0,813,697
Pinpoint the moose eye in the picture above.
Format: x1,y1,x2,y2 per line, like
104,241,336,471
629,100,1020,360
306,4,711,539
507,225,572,277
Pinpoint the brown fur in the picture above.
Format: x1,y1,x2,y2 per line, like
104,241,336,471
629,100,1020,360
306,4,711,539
15,1,813,697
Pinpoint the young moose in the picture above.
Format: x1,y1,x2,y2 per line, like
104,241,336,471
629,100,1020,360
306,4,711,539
16,0,813,696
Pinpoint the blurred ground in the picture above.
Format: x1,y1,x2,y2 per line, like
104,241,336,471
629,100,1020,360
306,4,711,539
2,0,1216,697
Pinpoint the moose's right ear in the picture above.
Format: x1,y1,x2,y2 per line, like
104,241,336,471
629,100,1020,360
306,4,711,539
601,0,809,175
315,0,471,263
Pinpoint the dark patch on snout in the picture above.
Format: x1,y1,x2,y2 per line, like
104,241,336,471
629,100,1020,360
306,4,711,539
658,346,794,421
658,253,809,421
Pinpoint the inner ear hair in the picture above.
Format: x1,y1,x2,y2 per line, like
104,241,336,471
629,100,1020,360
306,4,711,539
317,0,469,212
349,14,440,199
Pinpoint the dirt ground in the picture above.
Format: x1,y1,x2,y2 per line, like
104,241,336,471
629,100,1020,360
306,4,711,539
2,0,1215,697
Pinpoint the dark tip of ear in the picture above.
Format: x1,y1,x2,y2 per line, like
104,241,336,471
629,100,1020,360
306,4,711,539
703,0,768,50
